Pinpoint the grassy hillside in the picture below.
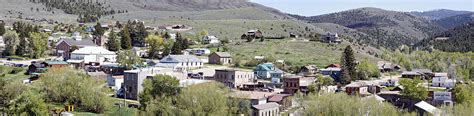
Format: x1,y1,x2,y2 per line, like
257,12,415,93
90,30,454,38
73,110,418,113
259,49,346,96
228,39,381,67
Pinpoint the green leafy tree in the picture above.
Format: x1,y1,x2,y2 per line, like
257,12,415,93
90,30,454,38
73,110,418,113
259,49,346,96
3,30,20,56
120,24,132,50
175,82,228,115
452,84,474,104
357,58,380,79
340,46,357,84
316,75,334,92
399,78,428,100
106,29,120,51
162,31,171,39
28,32,49,58
302,93,404,115
145,34,164,59
139,75,180,111
117,50,142,69
39,68,111,113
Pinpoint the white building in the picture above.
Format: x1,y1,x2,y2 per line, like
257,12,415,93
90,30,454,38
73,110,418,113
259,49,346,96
156,55,203,71
432,73,455,88
202,36,220,45
252,102,280,116
184,48,211,56
68,46,117,65
107,75,124,90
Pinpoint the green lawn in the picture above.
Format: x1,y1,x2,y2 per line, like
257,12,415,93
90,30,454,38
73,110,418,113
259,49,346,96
228,39,380,67
0,66,30,83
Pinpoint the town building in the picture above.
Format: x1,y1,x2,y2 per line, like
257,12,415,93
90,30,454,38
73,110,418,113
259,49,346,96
55,32,98,60
208,52,232,65
402,69,433,79
267,94,292,110
414,101,441,116
27,60,69,75
156,55,203,71
432,73,455,88
121,67,173,100
282,76,315,95
344,81,381,95
214,69,255,88
241,30,263,40
377,61,401,72
67,46,117,66
320,67,342,80
107,75,124,91
321,32,342,43
254,63,284,83
184,48,211,56
202,36,220,45
252,102,280,116
297,65,318,77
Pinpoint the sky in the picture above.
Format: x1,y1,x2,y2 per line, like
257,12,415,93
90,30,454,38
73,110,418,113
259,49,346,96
251,0,474,16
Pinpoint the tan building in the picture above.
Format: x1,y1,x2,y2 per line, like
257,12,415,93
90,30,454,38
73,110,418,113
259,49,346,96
208,52,232,65
282,76,315,95
214,69,255,88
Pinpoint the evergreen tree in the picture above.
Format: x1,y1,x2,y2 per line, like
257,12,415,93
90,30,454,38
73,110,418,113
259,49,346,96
0,21,5,36
340,46,357,84
106,30,120,52
162,31,171,39
120,24,132,50
171,33,184,55
93,22,105,37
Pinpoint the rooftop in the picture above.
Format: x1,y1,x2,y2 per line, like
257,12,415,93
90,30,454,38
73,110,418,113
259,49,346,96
415,101,441,115
57,38,97,47
230,90,281,100
44,60,68,65
213,52,231,58
71,46,116,55
159,55,202,63
252,102,279,110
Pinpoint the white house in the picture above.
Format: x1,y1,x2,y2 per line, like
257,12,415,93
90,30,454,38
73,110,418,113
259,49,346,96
156,55,203,71
68,46,117,65
202,36,220,45
184,48,211,56
432,73,455,88
252,102,280,116
107,75,124,90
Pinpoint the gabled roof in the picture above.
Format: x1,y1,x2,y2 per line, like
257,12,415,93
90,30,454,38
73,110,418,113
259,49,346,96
159,55,202,63
302,65,318,70
415,101,441,115
44,60,68,65
71,46,115,55
268,94,291,102
57,38,97,47
252,102,279,110
212,52,231,58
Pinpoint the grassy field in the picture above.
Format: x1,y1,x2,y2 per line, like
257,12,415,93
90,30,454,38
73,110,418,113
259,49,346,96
0,66,30,83
228,39,381,67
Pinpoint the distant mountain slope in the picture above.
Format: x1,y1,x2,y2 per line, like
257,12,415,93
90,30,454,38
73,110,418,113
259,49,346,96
417,23,474,52
410,9,472,20
434,13,474,29
291,7,443,49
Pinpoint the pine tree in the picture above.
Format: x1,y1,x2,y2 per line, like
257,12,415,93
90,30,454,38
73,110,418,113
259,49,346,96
120,24,132,50
340,46,357,84
93,22,105,37
106,29,120,52
171,33,183,55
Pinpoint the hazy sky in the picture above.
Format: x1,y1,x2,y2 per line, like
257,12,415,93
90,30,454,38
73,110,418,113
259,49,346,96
251,0,474,16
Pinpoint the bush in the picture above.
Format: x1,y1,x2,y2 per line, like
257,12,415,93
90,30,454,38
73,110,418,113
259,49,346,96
9,67,24,74
39,68,111,113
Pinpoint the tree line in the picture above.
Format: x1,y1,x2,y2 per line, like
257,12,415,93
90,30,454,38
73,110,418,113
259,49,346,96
3,21,49,59
28,0,126,23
